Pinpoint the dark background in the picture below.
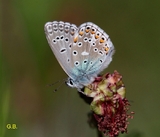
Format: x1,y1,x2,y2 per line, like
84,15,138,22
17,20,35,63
1,0,160,137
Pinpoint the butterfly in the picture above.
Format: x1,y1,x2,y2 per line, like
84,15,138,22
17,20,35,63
44,21,114,92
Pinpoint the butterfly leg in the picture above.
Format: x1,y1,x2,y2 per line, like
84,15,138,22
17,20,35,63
77,88,86,95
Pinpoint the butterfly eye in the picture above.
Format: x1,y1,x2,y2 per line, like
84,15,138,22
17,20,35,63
66,78,74,87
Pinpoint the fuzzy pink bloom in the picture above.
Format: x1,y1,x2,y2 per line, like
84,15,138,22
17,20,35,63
84,71,134,137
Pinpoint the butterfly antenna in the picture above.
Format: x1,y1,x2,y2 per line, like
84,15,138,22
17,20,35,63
53,79,66,92
46,78,66,92
46,78,66,87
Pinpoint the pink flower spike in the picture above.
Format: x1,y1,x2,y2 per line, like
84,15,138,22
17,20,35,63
84,71,134,137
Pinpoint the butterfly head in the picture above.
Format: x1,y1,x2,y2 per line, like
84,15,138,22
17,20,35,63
65,77,76,88
65,77,84,90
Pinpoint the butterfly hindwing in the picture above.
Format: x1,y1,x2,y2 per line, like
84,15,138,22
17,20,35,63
70,22,114,77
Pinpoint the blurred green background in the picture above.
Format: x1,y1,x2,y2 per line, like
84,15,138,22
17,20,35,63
1,0,160,137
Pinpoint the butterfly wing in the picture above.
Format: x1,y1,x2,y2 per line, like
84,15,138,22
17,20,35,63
83,22,115,74
45,21,114,89
70,22,114,85
44,21,78,79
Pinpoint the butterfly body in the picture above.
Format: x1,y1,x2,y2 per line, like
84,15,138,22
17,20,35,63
44,21,114,91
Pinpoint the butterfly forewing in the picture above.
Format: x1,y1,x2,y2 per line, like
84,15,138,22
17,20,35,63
44,21,78,78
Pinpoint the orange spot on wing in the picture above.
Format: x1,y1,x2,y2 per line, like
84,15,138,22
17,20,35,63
70,32,74,35
91,30,96,34
104,47,109,53
85,29,90,33
100,38,105,43
79,31,84,36
74,36,78,43
95,35,99,39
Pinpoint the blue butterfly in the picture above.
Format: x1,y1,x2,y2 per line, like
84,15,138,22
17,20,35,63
44,21,114,92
